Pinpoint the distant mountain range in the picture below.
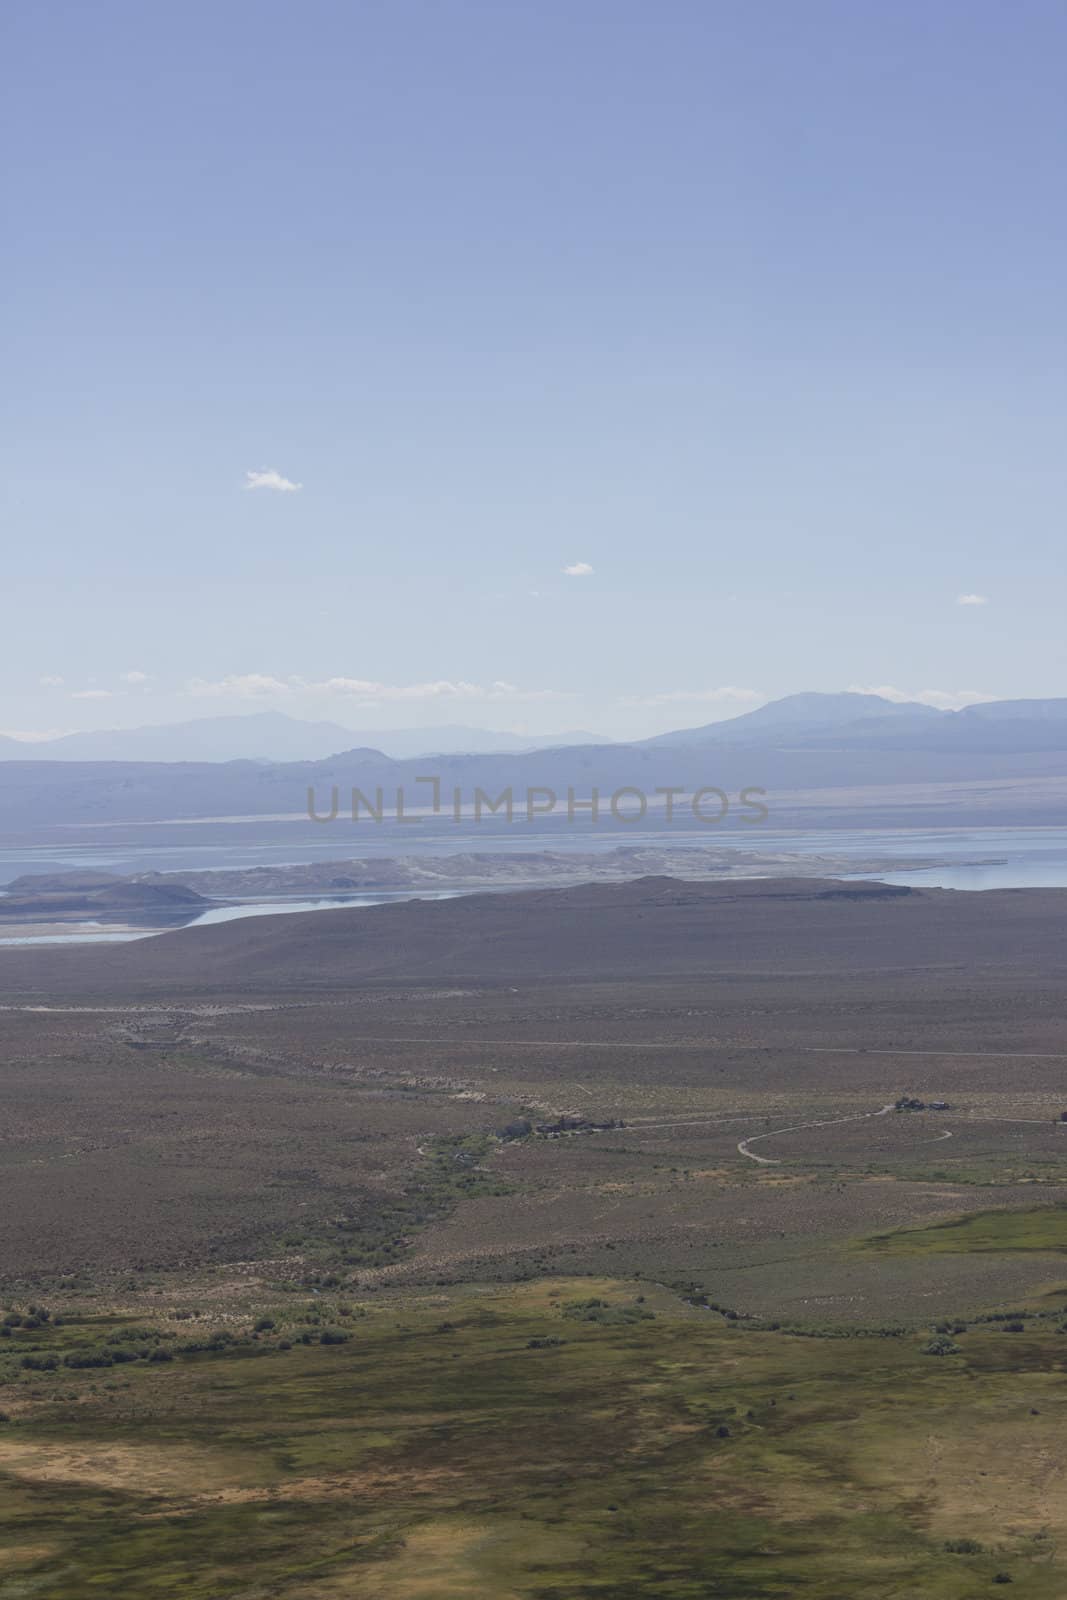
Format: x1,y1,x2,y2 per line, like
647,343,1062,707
651,692,1067,753
642,691,944,745
5,691,1067,834
0,711,611,763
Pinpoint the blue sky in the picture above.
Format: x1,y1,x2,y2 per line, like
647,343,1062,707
3,0,1065,740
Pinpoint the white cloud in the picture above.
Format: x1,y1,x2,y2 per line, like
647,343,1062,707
71,689,115,701
563,562,594,577
956,592,989,606
0,728,72,742
244,468,302,493
39,674,64,688
186,674,291,699
303,677,565,704
309,677,457,701
184,674,567,705
848,684,996,711
120,669,151,685
620,686,765,709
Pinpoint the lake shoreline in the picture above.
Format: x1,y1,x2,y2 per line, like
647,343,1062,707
0,839,1019,944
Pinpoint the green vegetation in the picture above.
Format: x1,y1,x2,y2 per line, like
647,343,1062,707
273,1134,515,1280
561,1295,655,1326
922,1333,962,1356
0,1301,367,1396
862,1203,1067,1257
0,1279,1064,1597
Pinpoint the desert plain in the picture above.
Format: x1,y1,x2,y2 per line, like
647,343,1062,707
0,876,1065,1596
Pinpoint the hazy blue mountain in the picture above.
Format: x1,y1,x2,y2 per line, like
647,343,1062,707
638,691,1067,757
640,692,945,747
6,692,1067,836
343,725,613,758
0,712,359,763
0,713,611,764
957,698,1067,722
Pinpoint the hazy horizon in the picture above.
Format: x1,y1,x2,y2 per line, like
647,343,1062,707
0,682,1017,748
0,684,1013,754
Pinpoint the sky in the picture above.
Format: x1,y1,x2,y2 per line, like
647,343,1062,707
3,0,1066,742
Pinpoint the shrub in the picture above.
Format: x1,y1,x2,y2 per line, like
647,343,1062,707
562,1298,653,1327
174,1330,237,1356
922,1335,960,1357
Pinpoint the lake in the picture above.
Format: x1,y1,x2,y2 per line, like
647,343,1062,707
4,825,1067,944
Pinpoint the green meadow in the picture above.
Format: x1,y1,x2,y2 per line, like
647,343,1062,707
862,1203,1067,1258
0,1279,1065,1598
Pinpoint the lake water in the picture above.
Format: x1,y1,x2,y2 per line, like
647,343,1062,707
0,890,468,946
7,823,1067,882
4,826,1067,944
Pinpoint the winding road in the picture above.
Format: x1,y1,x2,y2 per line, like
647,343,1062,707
737,1102,897,1165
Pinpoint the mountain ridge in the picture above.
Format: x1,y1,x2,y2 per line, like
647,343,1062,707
0,711,611,764
5,692,1067,833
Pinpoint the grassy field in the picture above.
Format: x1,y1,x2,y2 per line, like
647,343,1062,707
863,1202,1067,1257
0,1278,1065,1598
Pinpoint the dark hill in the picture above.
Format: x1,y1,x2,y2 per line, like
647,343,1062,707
4,875,1067,998
0,878,208,924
